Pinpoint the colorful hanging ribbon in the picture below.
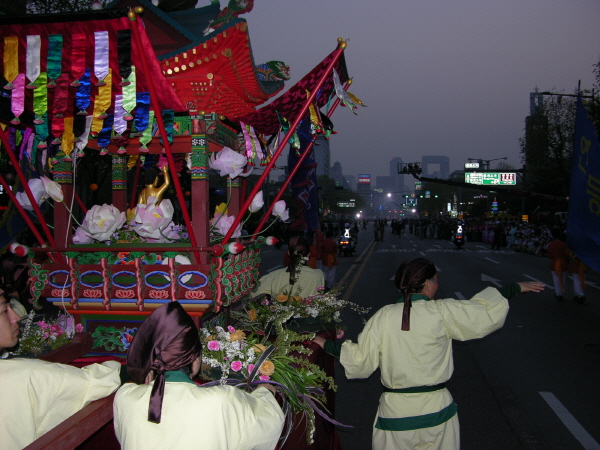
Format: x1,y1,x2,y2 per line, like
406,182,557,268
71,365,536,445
35,113,49,149
134,92,150,137
114,95,127,137
70,34,86,87
62,116,75,160
26,35,41,89
91,69,112,138
117,30,132,85
10,74,25,125
97,114,114,155
47,34,63,88
138,110,154,152
121,67,136,120
33,72,48,124
75,68,92,115
3,36,19,90
52,74,69,119
160,110,174,145
94,31,110,86
240,121,259,165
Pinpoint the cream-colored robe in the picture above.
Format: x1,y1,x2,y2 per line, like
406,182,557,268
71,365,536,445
114,380,284,450
0,358,121,450
340,287,509,450
253,266,324,298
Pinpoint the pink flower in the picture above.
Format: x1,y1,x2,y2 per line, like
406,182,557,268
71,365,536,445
272,200,289,222
75,324,84,333
249,191,264,213
228,326,235,333
209,147,252,179
231,361,243,372
336,329,345,339
207,341,220,351
133,198,175,241
259,375,270,381
211,214,242,238
248,364,255,373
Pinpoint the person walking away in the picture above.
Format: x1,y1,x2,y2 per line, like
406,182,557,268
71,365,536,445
321,231,338,290
546,229,569,301
313,257,544,450
569,252,588,304
374,221,380,242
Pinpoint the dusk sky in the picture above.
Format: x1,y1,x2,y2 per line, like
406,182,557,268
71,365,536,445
234,0,600,182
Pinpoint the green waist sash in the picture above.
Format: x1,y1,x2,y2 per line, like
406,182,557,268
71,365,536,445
382,382,446,394
375,401,458,432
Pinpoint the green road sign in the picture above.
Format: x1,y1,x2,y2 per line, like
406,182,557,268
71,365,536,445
465,172,516,185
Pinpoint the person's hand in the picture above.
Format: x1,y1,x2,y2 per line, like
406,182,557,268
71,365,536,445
518,281,545,293
313,336,326,349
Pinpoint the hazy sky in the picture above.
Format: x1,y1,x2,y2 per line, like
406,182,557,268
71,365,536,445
233,0,600,181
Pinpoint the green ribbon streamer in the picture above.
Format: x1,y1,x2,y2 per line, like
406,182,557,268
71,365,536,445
47,35,63,86
33,72,48,123
139,110,155,151
34,113,49,151
121,66,136,120
161,109,174,145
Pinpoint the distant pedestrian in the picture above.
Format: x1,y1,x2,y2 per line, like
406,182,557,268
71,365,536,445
546,229,569,301
321,231,338,290
569,253,588,304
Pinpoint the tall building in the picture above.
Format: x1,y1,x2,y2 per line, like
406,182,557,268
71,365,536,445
422,156,450,179
376,156,406,194
330,161,346,187
313,135,330,178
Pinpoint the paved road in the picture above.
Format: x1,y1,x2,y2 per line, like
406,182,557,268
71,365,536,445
259,228,600,450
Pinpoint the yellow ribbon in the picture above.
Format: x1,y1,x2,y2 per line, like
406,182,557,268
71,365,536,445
3,36,19,87
62,117,75,157
92,69,112,136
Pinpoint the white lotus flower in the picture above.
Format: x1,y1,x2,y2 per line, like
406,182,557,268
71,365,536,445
40,176,64,202
73,204,126,243
249,191,264,213
272,200,289,222
15,178,47,211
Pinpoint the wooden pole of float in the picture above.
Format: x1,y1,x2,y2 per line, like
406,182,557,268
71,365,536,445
220,40,347,246
0,125,63,262
252,80,351,235
129,157,142,209
128,9,200,262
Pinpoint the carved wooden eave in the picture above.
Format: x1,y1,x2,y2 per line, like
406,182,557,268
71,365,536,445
159,19,284,118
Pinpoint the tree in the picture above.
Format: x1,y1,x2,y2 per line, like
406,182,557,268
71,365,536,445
520,91,577,199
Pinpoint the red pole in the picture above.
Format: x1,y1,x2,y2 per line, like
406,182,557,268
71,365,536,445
252,81,350,235
0,125,61,259
128,11,201,262
0,174,56,261
220,42,347,246
73,190,88,214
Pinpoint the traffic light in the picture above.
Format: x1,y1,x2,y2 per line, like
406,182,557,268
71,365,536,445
398,162,423,175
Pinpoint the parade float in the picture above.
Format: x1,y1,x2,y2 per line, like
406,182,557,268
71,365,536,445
0,1,362,356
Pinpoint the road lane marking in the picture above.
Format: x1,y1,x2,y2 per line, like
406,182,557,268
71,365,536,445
435,265,441,272
481,274,502,287
455,292,465,299
484,257,500,264
523,275,552,288
539,392,600,449
342,240,377,301
266,265,283,273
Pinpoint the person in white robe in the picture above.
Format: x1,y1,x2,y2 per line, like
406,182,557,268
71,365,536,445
113,301,284,450
0,294,121,450
314,258,544,450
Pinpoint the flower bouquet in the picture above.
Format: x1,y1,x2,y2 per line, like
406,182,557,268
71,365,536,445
233,287,370,336
2,310,83,358
199,325,340,445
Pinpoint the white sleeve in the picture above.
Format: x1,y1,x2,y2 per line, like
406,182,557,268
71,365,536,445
239,387,285,450
437,287,509,341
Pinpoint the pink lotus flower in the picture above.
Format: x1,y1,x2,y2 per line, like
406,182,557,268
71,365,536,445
40,176,64,202
209,147,252,179
133,198,175,241
211,214,242,238
207,341,220,351
231,360,243,372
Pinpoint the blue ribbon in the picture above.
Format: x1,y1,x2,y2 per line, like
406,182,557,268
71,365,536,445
97,114,114,152
75,68,91,115
134,92,150,135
